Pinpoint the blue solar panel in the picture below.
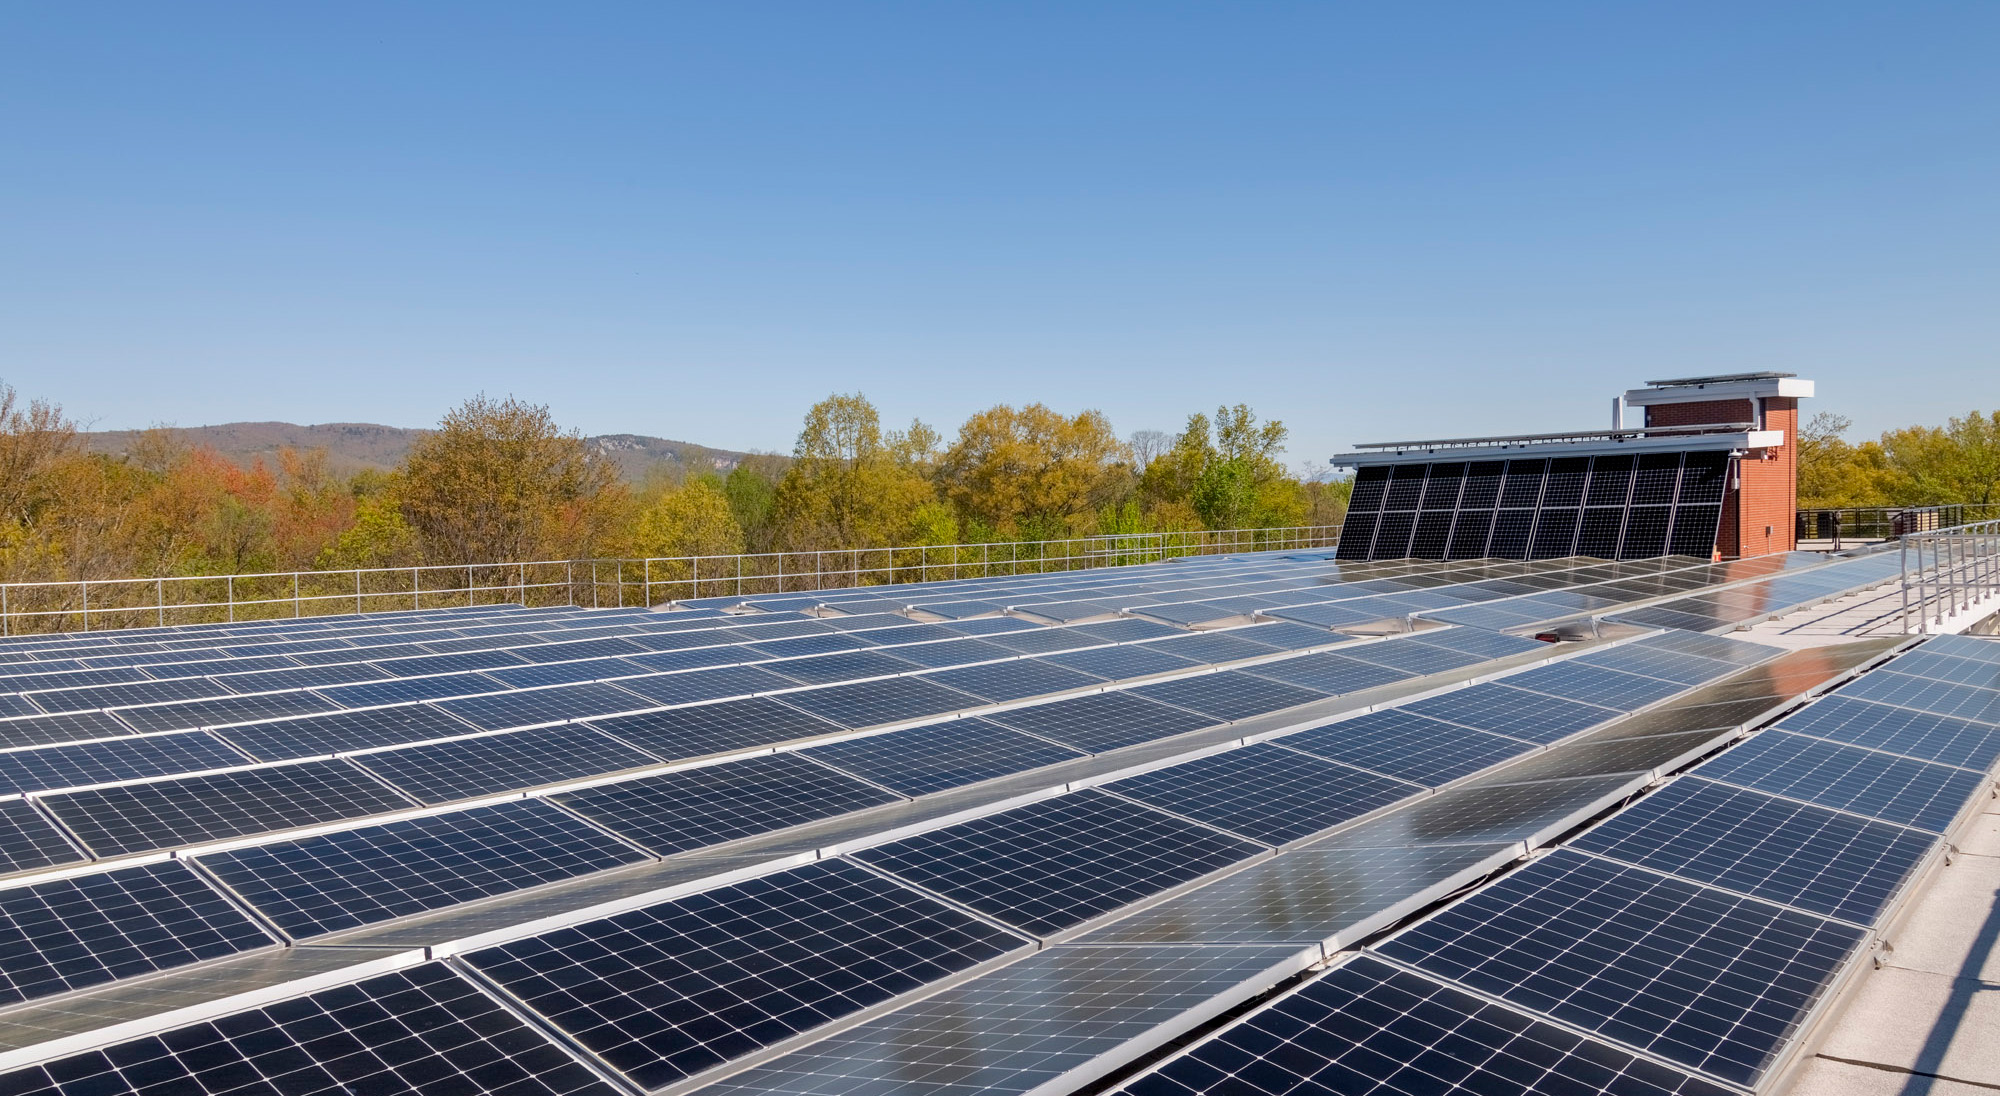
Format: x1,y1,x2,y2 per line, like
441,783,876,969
434,681,653,731
981,691,1221,752
1242,652,1414,695
551,752,902,855
0,798,85,875
1106,743,1419,845
1275,708,1535,787
610,664,803,706
803,717,1087,795
315,671,505,707
1402,683,1619,744
1776,695,2000,771
920,659,1103,702
0,732,245,795
351,724,659,804
1692,730,1984,833
775,675,980,728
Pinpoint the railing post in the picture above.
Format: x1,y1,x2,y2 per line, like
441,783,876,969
355,570,363,615
644,559,652,608
293,572,301,618
1900,535,1910,634
413,567,420,611
158,578,165,627
225,576,233,623
592,561,600,609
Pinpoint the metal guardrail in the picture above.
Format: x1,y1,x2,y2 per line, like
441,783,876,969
0,526,1341,635
1901,519,2000,633
1798,505,1984,548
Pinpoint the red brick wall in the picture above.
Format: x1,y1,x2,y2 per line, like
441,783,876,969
1644,395,1796,559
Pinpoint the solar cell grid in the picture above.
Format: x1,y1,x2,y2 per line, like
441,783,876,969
776,674,979,729
1506,662,1689,710
509,637,649,663
1106,742,1419,845
40,759,417,856
981,690,1220,753
1403,683,1620,744
1241,651,1415,695
1071,618,1195,643
212,662,392,693
0,860,273,1005
802,717,1087,796
435,681,654,731
314,670,506,708
1838,670,2000,724
919,659,1102,702
1776,695,2000,771
1340,640,1486,676
1126,672,1327,721
351,724,660,804
0,799,83,876
1042,643,1201,682
136,655,300,679
1890,651,2000,689
552,752,902,855
1692,730,1984,833
758,649,920,686
1275,708,1535,787
464,858,1026,1090
0,712,136,752
199,798,650,938
852,789,1263,937
585,696,841,760
1571,777,1937,925
977,627,1107,655
744,632,874,660
26,677,233,714
0,732,245,796
0,668,151,694
0,963,620,1096
110,690,344,734
1121,954,1738,1096
1569,645,1736,687
1407,627,1551,660
371,649,529,675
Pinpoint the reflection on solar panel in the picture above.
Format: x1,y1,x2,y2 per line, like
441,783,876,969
350,724,659,804
1376,849,1866,1085
550,752,901,855
1777,695,2000,770
110,691,342,733
802,717,1086,795
1122,954,1737,1096
1275,709,1535,787
1126,672,1327,721
1694,730,1984,832
776,675,978,728
584,696,840,761
711,942,1312,1096
920,659,1102,702
1570,778,1937,925
981,691,1220,753
1403,684,1619,744
0,861,272,1005
213,704,478,761
1106,743,1418,845
0,732,242,795
852,789,1262,937
0,963,620,1096
463,859,1026,1090
1508,662,1689,710
1042,644,1201,681
0,711,134,750
40,760,415,856
1240,652,1413,695
199,798,649,938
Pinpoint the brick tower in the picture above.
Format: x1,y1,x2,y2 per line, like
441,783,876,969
1623,373,1813,558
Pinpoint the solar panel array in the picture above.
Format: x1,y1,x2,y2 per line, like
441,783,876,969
1336,450,1731,562
0,549,1987,1096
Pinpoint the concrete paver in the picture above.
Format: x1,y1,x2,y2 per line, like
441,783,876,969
1812,966,2000,1088
1789,1057,1996,1096
1881,854,2000,984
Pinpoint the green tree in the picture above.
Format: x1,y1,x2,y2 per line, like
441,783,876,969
632,477,745,558
770,393,940,550
938,404,1132,536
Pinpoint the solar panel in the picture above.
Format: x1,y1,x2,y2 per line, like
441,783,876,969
213,663,391,693
1778,695,2000,772
463,859,1027,1090
1507,662,1689,710
709,942,1312,1096
1405,628,1548,661
919,659,1103,702
981,691,1220,753
1069,618,1188,643
110,691,343,734
851,789,1262,937
26,677,233,714
775,675,980,728
802,716,1087,796
759,649,921,686
510,636,649,663
923,602,1013,622
198,798,650,938
610,664,806,707
1375,849,1866,1085
583,696,842,761
1691,730,1984,833
1836,670,2000,724
0,963,620,1096
1233,621,1353,651
434,681,653,731
1119,955,1738,1096
1126,672,1328,722
1570,778,1937,925
0,732,244,795
1568,645,1737,687
550,752,902,855
621,645,752,673
0,667,150,693
0,860,273,1005
40,759,416,856
1241,652,1415,695
745,632,874,660
1340,641,1486,676
1106,743,1419,845
0,711,135,750
1042,644,1202,681
979,627,1107,655
315,671,505,707
1889,651,2000,689
212,704,479,761
0,799,84,876
1275,709,1536,787
351,724,660,804
1138,633,1281,666
485,659,640,688
1922,634,2000,663
1403,683,1620,744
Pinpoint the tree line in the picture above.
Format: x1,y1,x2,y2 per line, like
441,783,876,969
0,384,1349,583
1798,409,2000,511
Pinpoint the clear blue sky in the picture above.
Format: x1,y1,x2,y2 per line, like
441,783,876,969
4,4,1995,467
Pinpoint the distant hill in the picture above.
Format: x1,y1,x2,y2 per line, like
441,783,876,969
79,421,768,482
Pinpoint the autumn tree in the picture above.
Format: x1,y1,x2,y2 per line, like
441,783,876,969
0,382,78,526
398,395,624,563
631,476,745,558
770,393,940,549
1880,410,2000,507
939,404,1132,537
